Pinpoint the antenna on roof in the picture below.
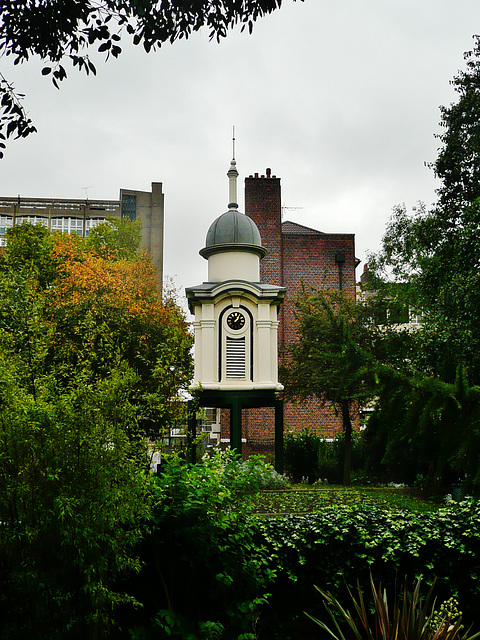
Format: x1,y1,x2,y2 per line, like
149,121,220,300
281,205,303,220
82,186,94,200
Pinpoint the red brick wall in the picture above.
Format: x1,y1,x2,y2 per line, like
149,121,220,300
281,232,356,360
284,399,343,438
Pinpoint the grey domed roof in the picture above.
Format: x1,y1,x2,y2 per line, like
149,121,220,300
199,210,266,259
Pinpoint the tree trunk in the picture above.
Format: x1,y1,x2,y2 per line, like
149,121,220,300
342,400,352,486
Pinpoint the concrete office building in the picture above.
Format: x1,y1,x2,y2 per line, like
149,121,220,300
0,182,165,285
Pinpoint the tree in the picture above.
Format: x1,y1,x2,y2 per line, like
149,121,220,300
281,290,379,485
0,221,193,637
86,216,143,261
434,36,480,211
2,219,58,287
1,223,193,435
363,362,480,491
0,0,303,155
0,303,152,639
363,37,480,486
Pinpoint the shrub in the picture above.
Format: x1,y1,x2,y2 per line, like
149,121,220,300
125,450,277,640
284,429,323,483
220,451,290,492
255,498,480,638
285,429,364,484
308,575,479,640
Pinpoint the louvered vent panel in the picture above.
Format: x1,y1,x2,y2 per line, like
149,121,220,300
226,337,246,378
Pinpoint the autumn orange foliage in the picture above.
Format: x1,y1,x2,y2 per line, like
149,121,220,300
52,237,162,317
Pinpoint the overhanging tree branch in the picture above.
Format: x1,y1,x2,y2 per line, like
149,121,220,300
0,73,37,159
1,0,302,155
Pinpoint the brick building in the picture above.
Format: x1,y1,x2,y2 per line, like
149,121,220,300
235,168,358,455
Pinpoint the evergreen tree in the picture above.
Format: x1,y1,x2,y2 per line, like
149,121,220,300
434,36,480,210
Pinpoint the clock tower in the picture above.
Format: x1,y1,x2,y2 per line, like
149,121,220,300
185,156,286,468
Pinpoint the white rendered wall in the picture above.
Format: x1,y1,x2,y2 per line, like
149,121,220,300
208,251,260,282
192,303,217,385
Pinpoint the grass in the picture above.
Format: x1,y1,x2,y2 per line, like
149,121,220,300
249,485,441,515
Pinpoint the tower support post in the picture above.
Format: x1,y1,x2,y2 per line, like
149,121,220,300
187,400,197,464
274,398,284,474
189,389,283,469
230,396,243,456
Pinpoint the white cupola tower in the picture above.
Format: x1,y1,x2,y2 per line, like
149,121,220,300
186,156,286,392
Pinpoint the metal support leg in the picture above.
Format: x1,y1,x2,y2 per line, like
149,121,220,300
187,400,197,464
274,398,284,474
230,397,243,457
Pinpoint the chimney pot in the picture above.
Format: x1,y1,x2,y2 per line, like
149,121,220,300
266,168,271,177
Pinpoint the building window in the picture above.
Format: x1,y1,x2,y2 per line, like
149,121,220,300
122,194,137,221
409,308,424,325
0,215,13,245
225,337,246,378
51,217,84,235
16,216,48,228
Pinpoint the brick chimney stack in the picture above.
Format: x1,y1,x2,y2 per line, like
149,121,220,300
244,169,282,286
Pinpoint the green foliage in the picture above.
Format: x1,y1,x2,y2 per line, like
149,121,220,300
284,429,325,483
371,199,480,384
249,487,437,516
284,429,363,485
0,356,152,639
0,72,36,156
127,450,278,639
434,36,480,211
86,216,142,261
255,499,480,638
369,38,480,384
0,222,193,436
362,38,480,492
4,221,58,287
282,290,377,409
0,222,193,637
308,575,480,640
362,366,480,491
282,290,380,485
223,452,290,491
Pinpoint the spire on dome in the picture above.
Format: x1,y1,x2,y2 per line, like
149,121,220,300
227,126,238,210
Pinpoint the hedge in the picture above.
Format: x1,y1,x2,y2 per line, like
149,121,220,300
255,499,480,638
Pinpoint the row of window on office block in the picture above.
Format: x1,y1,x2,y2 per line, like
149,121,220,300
0,215,108,245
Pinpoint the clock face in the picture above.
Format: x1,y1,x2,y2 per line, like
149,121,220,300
226,311,245,330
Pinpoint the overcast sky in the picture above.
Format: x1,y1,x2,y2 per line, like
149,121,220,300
2,0,480,309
